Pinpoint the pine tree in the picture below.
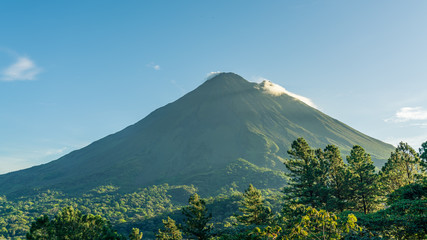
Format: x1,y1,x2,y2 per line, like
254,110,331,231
237,184,272,225
283,138,333,209
182,193,212,240
156,217,182,240
313,148,331,209
323,144,349,212
283,138,320,207
346,145,379,214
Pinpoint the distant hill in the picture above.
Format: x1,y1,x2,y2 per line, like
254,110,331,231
0,73,394,197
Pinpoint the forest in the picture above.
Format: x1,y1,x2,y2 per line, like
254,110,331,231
0,138,426,239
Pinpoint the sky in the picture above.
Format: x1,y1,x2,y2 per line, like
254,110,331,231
1,1,427,174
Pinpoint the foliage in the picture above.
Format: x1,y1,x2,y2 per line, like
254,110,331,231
251,225,282,240
287,207,362,240
387,182,426,205
182,193,212,240
346,145,380,214
283,139,380,214
419,141,427,171
0,139,425,240
380,142,422,196
0,184,192,239
129,228,143,240
156,217,182,240
283,138,323,208
353,181,427,239
237,184,272,226
323,145,350,212
26,206,125,240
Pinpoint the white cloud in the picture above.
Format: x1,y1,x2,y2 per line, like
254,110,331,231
255,79,318,109
384,135,427,149
206,71,223,80
40,147,67,157
147,62,161,71
386,107,427,123
1,57,42,81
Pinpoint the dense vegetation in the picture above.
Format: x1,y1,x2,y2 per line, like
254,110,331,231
0,139,426,239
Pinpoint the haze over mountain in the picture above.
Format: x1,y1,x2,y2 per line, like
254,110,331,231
0,73,395,197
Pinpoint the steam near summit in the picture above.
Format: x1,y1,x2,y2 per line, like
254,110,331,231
255,79,318,109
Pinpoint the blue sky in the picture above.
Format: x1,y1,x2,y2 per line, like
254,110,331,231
1,1,427,174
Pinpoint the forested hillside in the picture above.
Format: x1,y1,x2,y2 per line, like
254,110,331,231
1,139,425,239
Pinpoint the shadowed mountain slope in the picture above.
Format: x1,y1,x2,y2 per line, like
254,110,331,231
0,73,394,197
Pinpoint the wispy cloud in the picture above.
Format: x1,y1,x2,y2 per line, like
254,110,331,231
206,71,223,80
256,78,318,109
170,79,186,93
410,123,427,128
385,107,427,123
384,135,427,149
146,62,161,71
0,147,68,174
1,57,42,81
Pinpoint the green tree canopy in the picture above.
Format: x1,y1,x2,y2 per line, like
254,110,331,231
237,184,272,226
419,141,427,172
287,207,362,240
182,193,212,240
323,144,350,212
156,217,182,240
129,228,143,240
356,182,427,239
26,206,125,240
381,142,422,196
283,138,322,208
347,145,380,214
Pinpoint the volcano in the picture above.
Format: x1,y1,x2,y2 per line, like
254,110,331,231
0,73,394,197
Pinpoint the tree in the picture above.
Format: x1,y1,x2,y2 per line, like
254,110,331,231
419,141,427,172
313,148,331,210
237,184,272,226
26,206,125,240
156,217,182,240
346,145,380,214
283,138,344,210
26,215,52,240
182,193,212,240
384,182,427,239
129,228,143,240
251,225,282,240
283,138,323,208
287,207,362,240
323,145,349,212
381,142,422,196
356,182,427,239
